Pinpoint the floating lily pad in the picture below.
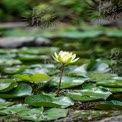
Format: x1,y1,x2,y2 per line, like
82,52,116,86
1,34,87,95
86,60,109,72
25,94,74,108
95,100,122,110
44,108,68,120
97,79,122,87
17,107,68,121
0,79,17,92
0,59,22,66
66,65,87,77
0,84,32,98
17,107,44,122
2,66,26,74
51,76,88,89
58,30,103,38
17,64,55,76
100,86,122,93
0,98,5,102
82,83,97,89
0,102,14,110
87,72,116,82
66,88,112,101
53,96,74,108
106,29,122,37
0,104,28,115
19,47,59,55
25,94,59,108
14,73,51,83
18,54,49,61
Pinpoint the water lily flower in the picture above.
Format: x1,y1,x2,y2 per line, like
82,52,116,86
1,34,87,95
52,51,79,64
52,51,79,96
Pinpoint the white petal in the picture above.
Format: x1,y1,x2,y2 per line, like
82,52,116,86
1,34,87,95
72,58,79,63
72,54,76,60
59,51,63,55
54,52,58,58
52,55,59,62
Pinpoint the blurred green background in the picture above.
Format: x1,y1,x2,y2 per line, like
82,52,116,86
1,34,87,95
0,0,122,58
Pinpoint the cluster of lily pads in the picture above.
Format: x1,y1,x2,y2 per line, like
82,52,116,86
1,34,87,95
0,47,122,121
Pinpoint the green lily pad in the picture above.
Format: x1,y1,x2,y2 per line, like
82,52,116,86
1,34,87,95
86,60,109,73
100,86,122,93
0,104,28,115
66,92,97,101
87,72,117,82
66,65,88,77
106,29,122,37
18,54,49,61
82,83,97,89
19,47,59,55
17,107,44,122
0,49,7,54
75,88,112,100
95,100,122,110
0,98,5,102
17,107,68,122
0,59,22,66
0,84,32,98
25,94,59,108
97,79,122,87
0,54,16,59
58,30,103,38
31,73,51,82
2,66,26,74
14,73,51,83
66,88,112,101
53,96,74,108
0,79,17,92
44,108,68,120
25,94,74,108
0,102,14,110
14,74,31,81
51,76,88,89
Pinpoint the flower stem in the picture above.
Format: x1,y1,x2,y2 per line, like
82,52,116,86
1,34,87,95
56,64,65,96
